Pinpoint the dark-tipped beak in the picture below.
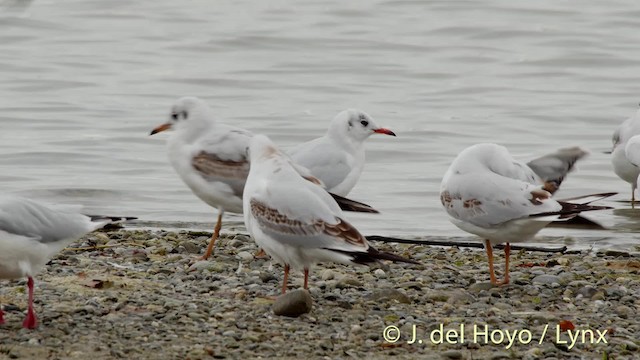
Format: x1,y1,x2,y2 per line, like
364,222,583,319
373,128,396,136
150,123,172,136
602,150,612,155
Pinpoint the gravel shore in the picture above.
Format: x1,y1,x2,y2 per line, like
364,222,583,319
0,229,638,360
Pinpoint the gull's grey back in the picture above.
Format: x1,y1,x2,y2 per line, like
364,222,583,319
0,196,97,244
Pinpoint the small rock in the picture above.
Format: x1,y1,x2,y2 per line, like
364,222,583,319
321,269,335,281
336,276,363,289
440,350,462,359
236,251,254,262
373,269,387,278
259,272,277,283
366,288,411,304
614,305,633,318
188,261,220,273
490,352,510,360
179,241,201,254
272,289,313,317
532,275,560,285
468,282,496,292
603,250,630,258
447,291,475,304
576,286,598,299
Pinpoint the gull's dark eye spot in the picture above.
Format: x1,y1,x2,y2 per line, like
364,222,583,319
171,113,178,120
360,120,369,127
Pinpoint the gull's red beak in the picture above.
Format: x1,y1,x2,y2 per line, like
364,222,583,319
373,128,396,136
150,123,172,136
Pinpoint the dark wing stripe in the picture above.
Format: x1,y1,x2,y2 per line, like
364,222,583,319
192,151,249,180
249,199,367,247
250,199,323,236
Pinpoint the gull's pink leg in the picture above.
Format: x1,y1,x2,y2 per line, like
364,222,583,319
22,277,37,329
0,307,5,325
303,268,309,290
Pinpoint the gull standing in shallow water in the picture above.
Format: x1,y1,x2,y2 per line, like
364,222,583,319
611,107,640,205
0,195,133,329
288,109,395,196
440,144,614,285
243,134,417,294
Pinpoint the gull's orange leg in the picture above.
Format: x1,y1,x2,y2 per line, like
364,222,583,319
501,243,511,285
201,210,224,260
303,268,309,290
282,264,290,294
485,239,498,285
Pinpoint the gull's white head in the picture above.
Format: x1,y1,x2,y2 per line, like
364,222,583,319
150,97,214,136
328,109,396,144
248,134,281,163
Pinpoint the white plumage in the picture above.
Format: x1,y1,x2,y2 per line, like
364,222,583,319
244,134,415,294
611,108,640,203
441,143,610,285
288,109,395,196
151,97,252,260
0,195,124,329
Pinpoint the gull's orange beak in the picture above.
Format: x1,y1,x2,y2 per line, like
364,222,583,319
150,123,172,136
373,128,396,136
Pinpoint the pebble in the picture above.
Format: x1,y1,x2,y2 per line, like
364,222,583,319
236,251,254,262
272,289,313,317
532,274,561,285
366,288,411,304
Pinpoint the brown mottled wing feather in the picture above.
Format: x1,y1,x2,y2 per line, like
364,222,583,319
192,151,249,196
250,199,324,236
323,218,368,248
250,199,366,248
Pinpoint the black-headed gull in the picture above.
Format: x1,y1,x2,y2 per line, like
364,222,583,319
151,97,252,260
150,98,380,260
288,109,395,196
0,195,133,329
440,143,613,285
611,107,640,204
243,134,417,294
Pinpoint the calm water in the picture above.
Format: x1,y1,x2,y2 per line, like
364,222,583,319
2,0,640,250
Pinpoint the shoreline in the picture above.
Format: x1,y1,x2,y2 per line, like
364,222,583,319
0,229,638,359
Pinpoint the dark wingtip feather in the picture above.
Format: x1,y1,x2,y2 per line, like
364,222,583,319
89,215,138,222
330,193,379,213
328,246,419,265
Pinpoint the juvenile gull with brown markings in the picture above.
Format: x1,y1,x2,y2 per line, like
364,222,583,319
243,134,417,294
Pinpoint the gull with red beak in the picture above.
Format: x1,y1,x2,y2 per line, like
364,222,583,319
288,109,396,197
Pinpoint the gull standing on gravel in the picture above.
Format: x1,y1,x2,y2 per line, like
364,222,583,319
150,97,252,260
0,195,133,329
243,134,417,294
611,107,640,205
288,109,396,196
440,144,613,285
150,98,384,260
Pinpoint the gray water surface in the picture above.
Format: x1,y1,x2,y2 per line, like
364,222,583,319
2,0,640,250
